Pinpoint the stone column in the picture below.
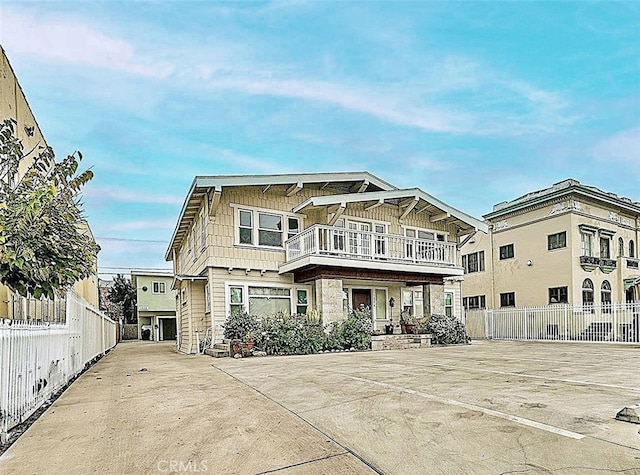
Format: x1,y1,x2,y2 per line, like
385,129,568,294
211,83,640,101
315,278,344,326
423,282,445,317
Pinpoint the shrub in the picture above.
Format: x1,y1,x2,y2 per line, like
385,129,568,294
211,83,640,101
422,314,470,344
222,311,259,340
323,307,372,351
259,312,325,355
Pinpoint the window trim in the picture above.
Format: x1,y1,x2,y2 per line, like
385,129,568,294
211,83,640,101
462,250,485,274
152,281,166,294
499,292,516,308
232,205,303,250
224,282,311,317
548,286,568,304
499,243,514,260
547,231,567,251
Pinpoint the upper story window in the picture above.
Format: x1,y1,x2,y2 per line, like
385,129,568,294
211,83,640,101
405,227,446,241
200,209,207,250
152,281,166,294
630,240,636,258
236,207,300,249
462,251,485,274
548,231,567,251
581,232,593,256
619,237,625,257
600,236,610,259
499,244,514,260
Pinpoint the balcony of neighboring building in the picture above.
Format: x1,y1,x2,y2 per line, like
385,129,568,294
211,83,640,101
280,224,461,277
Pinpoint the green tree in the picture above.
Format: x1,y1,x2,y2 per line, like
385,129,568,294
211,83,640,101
0,118,99,299
107,274,137,323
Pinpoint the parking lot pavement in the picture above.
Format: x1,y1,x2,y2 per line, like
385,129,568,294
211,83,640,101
213,340,640,474
0,342,375,475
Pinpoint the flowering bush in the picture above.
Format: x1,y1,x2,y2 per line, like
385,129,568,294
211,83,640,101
421,313,470,344
259,312,325,355
323,307,372,351
222,311,260,340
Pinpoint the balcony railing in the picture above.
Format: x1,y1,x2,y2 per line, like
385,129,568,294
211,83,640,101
579,255,617,273
285,224,457,267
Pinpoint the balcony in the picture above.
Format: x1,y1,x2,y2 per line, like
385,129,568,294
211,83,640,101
579,255,617,273
627,258,639,270
281,224,460,276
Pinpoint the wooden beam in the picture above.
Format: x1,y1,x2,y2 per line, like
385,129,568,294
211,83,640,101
399,197,419,220
262,184,271,193
286,182,303,197
327,203,346,225
365,198,385,211
430,212,450,223
351,180,369,193
208,190,221,217
415,204,431,215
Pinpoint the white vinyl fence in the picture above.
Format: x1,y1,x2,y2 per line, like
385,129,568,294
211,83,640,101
466,302,640,343
0,291,117,442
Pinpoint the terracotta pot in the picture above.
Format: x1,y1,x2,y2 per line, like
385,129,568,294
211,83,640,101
403,324,415,334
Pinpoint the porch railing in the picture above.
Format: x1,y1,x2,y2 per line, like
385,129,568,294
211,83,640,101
285,224,457,267
0,291,117,442
465,302,640,343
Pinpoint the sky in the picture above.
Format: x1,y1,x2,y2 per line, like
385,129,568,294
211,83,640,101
1,1,639,279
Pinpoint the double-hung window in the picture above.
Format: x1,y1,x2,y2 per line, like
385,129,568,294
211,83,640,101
581,232,593,256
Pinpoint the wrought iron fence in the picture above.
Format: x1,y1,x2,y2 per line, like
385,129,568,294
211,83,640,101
465,302,640,343
0,291,117,443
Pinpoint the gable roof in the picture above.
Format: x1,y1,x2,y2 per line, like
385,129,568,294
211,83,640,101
165,171,396,260
294,188,488,234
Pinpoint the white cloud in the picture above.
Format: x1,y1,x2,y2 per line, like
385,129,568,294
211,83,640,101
593,126,640,166
1,9,173,78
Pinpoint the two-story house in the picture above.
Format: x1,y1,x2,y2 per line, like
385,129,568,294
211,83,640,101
461,178,640,311
165,172,487,354
132,270,177,341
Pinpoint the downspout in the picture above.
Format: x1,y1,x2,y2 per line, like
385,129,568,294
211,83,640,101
489,223,496,309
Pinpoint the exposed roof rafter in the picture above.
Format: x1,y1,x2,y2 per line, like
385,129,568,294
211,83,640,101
287,182,303,197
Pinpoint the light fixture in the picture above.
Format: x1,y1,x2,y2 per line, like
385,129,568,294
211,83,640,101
526,260,533,266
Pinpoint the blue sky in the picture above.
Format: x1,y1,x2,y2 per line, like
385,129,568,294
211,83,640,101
1,1,639,278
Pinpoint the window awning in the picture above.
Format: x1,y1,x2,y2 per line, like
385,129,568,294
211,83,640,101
624,277,640,290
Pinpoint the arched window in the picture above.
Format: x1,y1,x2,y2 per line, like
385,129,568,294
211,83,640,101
582,278,594,312
619,237,624,257
630,240,636,258
601,280,612,313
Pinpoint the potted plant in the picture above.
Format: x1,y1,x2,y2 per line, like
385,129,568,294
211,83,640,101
243,330,257,351
400,310,417,334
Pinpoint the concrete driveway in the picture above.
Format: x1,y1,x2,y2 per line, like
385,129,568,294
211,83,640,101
213,340,640,474
1,340,639,474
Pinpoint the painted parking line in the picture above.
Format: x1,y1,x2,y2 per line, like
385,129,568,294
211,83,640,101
428,363,640,392
343,374,585,440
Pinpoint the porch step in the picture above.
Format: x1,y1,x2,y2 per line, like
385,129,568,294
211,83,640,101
371,334,432,351
205,348,229,358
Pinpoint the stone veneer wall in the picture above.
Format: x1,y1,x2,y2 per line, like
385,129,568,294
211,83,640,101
423,282,445,316
315,278,344,325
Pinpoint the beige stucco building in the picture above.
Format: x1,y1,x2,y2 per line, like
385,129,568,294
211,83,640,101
132,270,177,341
166,172,487,354
461,179,640,311
0,46,99,316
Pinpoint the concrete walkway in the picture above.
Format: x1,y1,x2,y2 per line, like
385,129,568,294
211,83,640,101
0,342,374,475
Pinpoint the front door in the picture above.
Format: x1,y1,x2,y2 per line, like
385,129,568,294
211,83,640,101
352,289,372,311
161,318,177,340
